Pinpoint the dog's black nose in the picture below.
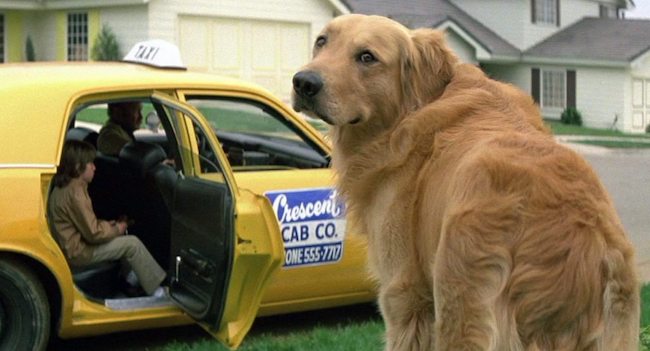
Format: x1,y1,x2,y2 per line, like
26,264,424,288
293,70,323,98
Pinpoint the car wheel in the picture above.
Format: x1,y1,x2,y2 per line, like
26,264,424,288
0,258,50,351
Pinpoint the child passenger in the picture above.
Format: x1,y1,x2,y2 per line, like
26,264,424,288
49,140,166,297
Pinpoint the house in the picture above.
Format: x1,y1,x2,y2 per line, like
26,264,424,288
1,0,649,133
0,0,349,101
344,0,650,133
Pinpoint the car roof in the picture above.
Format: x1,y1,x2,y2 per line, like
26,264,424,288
0,62,284,166
1,61,262,91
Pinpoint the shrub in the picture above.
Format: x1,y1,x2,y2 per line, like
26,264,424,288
646,124,650,134
641,325,650,350
560,107,583,126
91,25,121,61
25,36,35,61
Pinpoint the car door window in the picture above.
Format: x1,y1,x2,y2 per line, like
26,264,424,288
151,97,235,329
185,97,329,170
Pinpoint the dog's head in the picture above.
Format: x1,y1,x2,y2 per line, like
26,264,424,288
292,14,457,129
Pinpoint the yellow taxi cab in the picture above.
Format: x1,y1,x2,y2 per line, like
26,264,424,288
0,40,374,350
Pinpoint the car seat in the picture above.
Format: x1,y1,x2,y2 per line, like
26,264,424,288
118,141,177,269
66,126,99,148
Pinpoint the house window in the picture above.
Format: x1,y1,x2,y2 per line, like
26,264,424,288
0,14,5,63
67,12,88,61
541,70,566,109
532,0,559,25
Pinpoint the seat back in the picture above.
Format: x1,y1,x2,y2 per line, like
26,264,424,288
118,141,175,269
88,152,127,220
119,141,168,178
149,163,178,210
66,126,99,147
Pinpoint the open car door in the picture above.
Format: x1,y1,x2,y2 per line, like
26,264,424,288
151,92,283,348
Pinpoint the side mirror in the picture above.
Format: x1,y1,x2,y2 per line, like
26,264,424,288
145,111,161,133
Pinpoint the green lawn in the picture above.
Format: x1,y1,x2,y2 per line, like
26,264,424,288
545,120,650,138
641,284,650,350
151,284,650,351
545,120,650,149
577,140,650,149
158,321,384,351
76,106,108,124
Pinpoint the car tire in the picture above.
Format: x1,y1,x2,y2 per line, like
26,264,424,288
0,258,50,351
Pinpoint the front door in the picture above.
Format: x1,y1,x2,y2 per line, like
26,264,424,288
151,92,283,348
177,90,371,306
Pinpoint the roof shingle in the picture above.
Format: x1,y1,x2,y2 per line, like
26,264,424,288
524,17,650,62
342,0,520,58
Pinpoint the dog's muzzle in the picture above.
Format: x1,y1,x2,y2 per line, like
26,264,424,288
293,70,323,101
292,70,337,124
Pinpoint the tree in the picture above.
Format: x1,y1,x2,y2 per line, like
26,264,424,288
91,25,121,61
25,36,36,61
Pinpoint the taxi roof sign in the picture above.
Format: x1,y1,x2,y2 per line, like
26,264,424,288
122,39,186,70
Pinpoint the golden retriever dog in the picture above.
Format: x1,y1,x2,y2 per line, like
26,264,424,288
292,14,639,351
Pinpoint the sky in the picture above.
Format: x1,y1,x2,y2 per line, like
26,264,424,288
625,0,650,19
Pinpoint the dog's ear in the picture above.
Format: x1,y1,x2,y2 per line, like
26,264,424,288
401,29,457,112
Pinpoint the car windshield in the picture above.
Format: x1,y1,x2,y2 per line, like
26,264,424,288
190,99,298,140
187,96,329,169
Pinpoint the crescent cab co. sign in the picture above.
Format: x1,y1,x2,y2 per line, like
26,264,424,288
265,188,346,268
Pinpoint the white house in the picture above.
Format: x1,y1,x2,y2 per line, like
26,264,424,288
0,0,348,101
345,0,650,133
1,0,649,133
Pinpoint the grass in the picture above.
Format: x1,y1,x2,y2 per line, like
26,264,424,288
151,284,650,351
192,284,650,351
641,285,650,350
642,284,650,329
545,120,650,149
577,140,650,149
545,120,650,138
157,321,384,351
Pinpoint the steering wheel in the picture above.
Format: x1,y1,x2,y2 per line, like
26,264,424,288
199,153,220,173
194,128,220,172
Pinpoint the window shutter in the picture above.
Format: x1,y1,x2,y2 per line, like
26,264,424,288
556,0,561,26
566,70,576,108
531,0,537,23
531,68,540,104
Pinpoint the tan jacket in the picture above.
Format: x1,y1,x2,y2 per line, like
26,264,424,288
97,120,133,156
48,178,122,266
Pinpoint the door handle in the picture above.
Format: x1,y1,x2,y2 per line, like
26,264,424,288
174,255,182,282
183,254,211,276
178,250,214,279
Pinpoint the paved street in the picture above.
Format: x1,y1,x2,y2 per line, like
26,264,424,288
562,141,650,282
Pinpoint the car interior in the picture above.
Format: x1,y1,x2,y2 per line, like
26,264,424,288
48,95,330,309
52,124,178,308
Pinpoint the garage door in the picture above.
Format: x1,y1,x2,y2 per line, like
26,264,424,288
178,16,310,101
632,78,650,131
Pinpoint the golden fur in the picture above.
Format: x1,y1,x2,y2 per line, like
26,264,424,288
292,14,639,351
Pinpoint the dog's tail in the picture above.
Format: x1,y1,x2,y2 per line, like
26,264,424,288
599,238,639,351
511,214,639,351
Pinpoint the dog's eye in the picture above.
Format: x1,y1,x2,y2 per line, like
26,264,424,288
315,36,327,48
358,51,377,64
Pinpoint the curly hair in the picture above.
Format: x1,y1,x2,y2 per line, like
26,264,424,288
53,140,96,188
